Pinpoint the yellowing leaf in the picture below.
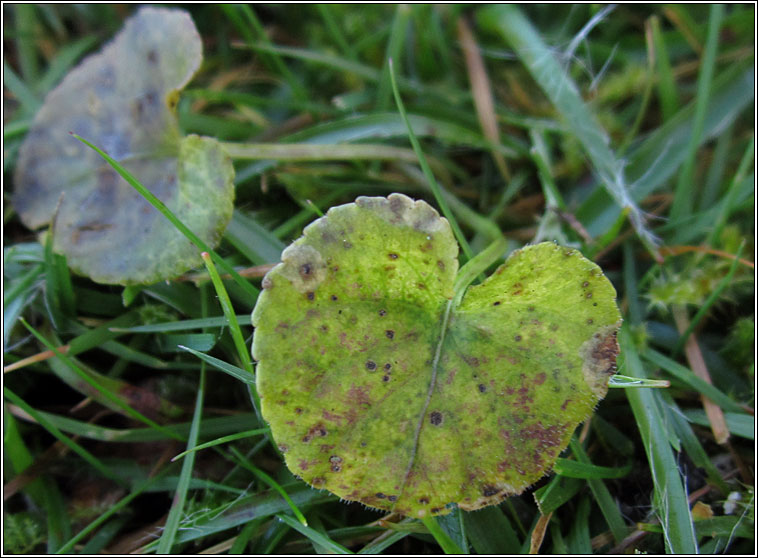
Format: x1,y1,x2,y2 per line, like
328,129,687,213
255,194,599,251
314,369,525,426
12,7,234,285
252,194,621,517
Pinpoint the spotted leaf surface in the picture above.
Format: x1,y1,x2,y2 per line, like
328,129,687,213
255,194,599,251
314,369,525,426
12,7,234,285
252,194,621,517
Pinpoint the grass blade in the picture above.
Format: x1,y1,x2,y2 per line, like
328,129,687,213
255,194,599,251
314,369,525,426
670,4,724,221
156,365,205,553
3,387,120,483
620,326,698,553
388,58,474,261
420,516,465,554
480,4,658,257
276,514,353,554
179,345,254,385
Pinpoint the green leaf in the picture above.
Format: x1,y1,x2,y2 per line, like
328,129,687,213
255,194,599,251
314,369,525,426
252,194,621,517
12,7,234,285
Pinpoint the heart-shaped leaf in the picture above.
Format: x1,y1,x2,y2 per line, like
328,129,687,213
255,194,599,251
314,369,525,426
12,7,234,285
252,194,621,517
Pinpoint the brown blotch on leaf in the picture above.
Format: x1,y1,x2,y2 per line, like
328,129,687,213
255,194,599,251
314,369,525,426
437,260,445,270
262,276,273,289
430,411,443,425
378,309,387,317
591,331,619,375
388,252,399,260
366,360,377,371
478,383,487,393
482,485,499,497
417,282,427,290
587,318,594,324
419,497,430,504
294,407,303,415
582,281,590,287
302,424,328,442
385,330,395,339
527,305,535,312
514,334,522,342
278,444,289,453
306,291,315,301
586,292,593,299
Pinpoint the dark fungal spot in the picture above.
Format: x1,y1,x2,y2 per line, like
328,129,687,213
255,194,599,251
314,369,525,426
482,485,499,497
586,292,593,299
384,363,392,371
437,260,445,270
329,455,343,472
514,334,522,342
330,294,338,301
527,305,535,312
385,330,395,339
294,407,303,414
299,263,313,278
278,444,289,453
419,497,430,504
587,318,594,324
478,383,487,393
417,282,426,290
493,301,501,306
306,291,315,301
366,360,377,371
387,495,398,502
302,424,328,442
388,253,399,260
431,507,442,514
146,49,158,64
375,492,386,499
378,309,387,317
382,375,390,382
430,411,443,425
582,281,590,287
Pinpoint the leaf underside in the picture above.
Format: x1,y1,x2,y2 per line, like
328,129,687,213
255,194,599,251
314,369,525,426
252,194,621,517
12,7,234,285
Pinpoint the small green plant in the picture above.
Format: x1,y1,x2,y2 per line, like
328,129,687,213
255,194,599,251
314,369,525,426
252,193,621,517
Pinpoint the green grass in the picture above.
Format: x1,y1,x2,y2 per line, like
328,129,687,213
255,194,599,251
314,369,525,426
3,4,754,554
